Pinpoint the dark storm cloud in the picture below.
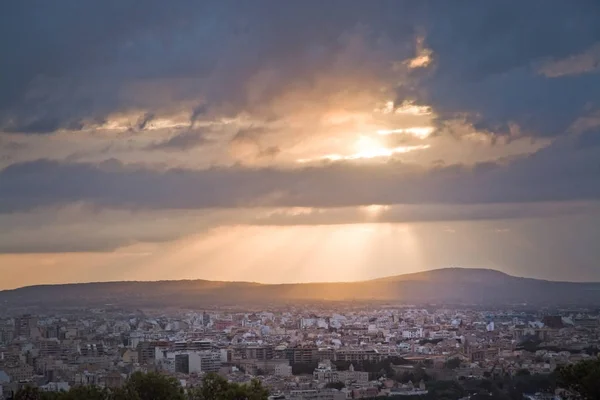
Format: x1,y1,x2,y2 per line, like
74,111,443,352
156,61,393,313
2,1,599,137
1,132,599,213
1,0,599,220
405,0,600,137
0,0,418,133
0,0,210,132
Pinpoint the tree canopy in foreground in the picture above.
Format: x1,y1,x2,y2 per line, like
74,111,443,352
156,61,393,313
13,372,269,400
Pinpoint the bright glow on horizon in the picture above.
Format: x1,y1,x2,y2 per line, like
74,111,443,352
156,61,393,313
361,204,390,218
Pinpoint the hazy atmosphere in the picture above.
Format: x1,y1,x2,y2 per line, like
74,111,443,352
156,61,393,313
2,0,600,288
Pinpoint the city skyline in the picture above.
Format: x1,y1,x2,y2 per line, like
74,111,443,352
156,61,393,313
2,1,600,288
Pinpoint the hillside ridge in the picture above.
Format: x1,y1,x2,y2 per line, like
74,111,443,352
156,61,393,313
0,267,571,293
2,267,599,307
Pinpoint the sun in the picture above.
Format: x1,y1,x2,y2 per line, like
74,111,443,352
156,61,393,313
296,133,430,163
353,136,390,159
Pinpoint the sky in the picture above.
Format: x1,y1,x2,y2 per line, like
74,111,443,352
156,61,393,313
2,0,600,289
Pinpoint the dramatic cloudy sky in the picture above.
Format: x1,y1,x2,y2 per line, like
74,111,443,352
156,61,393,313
2,0,600,289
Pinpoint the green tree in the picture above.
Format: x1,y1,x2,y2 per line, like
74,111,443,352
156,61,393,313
61,385,111,400
109,385,141,400
425,380,465,400
14,371,269,400
515,368,531,377
244,378,269,400
14,386,44,400
557,358,600,399
445,358,461,370
223,379,269,400
189,373,230,400
188,372,268,400
124,372,185,400
325,381,345,390
291,362,318,375
395,366,429,384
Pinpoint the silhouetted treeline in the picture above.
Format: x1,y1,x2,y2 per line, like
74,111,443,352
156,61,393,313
557,357,600,399
12,372,268,400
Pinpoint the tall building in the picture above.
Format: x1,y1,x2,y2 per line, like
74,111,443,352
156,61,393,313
167,351,220,374
137,342,157,365
202,312,211,327
175,354,190,374
38,339,61,357
173,340,212,352
0,329,14,345
236,345,273,360
200,350,222,372
277,345,318,364
313,360,369,385
14,315,38,338
43,324,61,339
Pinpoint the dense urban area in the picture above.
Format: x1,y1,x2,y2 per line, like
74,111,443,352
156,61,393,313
1,303,599,400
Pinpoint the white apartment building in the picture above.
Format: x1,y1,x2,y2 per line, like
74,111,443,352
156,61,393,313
402,328,424,339
313,361,369,385
157,350,222,374
430,330,453,339
273,363,292,377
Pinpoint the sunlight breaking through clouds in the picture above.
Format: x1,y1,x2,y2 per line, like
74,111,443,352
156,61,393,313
2,0,600,287
296,144,430,163
296,134,431,163
376,126,434,138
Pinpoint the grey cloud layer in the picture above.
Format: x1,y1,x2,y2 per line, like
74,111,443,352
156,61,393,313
2,131,599,212
1,1,600,232
0,0,416,132
147,131,211,151
2,201,599,253
3,1,599,137
404,1,600,137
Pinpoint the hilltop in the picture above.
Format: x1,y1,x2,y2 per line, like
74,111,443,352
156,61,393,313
1,268,599,308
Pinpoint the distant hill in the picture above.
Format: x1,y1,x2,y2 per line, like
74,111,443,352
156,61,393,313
2,268,600,308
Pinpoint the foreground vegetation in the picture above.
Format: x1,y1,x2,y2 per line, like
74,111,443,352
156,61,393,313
12,358,600,400
13,372,269,400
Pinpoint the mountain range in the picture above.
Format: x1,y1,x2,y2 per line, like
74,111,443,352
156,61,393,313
2,268,600,308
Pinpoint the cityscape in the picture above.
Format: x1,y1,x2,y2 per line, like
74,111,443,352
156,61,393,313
1,268,600,399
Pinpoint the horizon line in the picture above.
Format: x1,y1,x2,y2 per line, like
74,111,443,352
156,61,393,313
3,266,595,292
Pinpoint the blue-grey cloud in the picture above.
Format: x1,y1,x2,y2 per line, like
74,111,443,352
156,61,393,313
1,131,599,212
147,131,210,151
2,1,600,283
404,1,600,137
1,0,417,133
2,201,599,253
2,1,598,139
